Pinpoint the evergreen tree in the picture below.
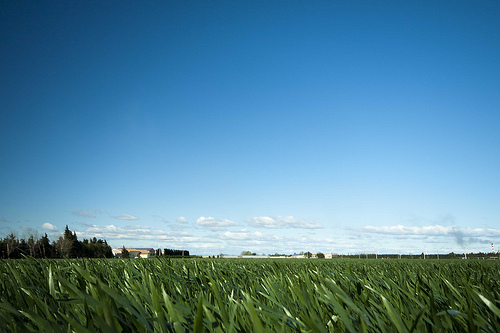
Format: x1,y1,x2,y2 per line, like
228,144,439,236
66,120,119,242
39,233,55,258
121,246,130,258
54,225,82,258
82,237,113,258
4,234,19,259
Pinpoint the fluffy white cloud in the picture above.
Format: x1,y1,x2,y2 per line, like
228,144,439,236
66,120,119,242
196,216,238,230
40,223,57,231
177,216,187,223
73,210,96,218
114,214,139,220
247,216,323,229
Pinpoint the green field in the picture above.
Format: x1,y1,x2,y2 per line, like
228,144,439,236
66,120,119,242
1,258,499,332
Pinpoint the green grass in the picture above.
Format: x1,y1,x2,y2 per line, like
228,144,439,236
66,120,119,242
0,258,499,332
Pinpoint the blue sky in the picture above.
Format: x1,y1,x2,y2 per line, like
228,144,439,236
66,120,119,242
1,1,500,255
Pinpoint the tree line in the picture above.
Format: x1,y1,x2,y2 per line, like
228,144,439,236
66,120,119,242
0,225,112,259
120,248,190,258
153,248,190,257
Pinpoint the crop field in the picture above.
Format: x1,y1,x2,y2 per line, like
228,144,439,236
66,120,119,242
0,258,499,332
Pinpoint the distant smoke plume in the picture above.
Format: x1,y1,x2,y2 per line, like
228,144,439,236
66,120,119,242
450,226,465,247
449,226,489,247
467,238,491,244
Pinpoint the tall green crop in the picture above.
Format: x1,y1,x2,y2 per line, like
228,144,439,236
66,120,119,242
0,258,499,332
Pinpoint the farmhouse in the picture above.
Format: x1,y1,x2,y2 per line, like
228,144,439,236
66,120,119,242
112,248,155,258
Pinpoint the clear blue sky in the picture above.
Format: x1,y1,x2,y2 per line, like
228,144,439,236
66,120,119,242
1,1,500,255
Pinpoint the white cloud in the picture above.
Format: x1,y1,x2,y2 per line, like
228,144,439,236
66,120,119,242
78,224,167,241
216,229,285,254
220,229,280,241
247,216,281,228
73,210,96,218
363,225,449,235
196,216,238,230
40,223,57,231
75,224,220,250
362,224,500,249
363,224,500,238
79,224,170,239
53,220,500,256
114,214,139,220
247,216,323,229
426,237,441,243
216,229,344,255
177,216,187,223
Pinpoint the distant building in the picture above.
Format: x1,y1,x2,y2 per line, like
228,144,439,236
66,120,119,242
112,248,155,258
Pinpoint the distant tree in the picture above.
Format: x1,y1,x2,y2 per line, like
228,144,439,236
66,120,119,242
26,235,37,257
39,233,55,258
5,234,19,259
19,238,29,256
163,249,189,257
316,252,325,259
0,237,5,259
81,237,113,258
121,246,130,259
241,251,256,256
54,225,82,258
1,227,111,259
304,251,312,258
